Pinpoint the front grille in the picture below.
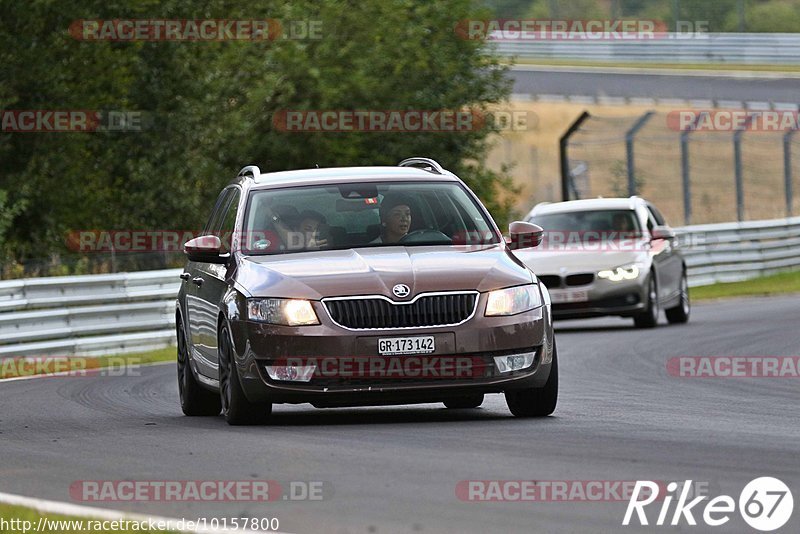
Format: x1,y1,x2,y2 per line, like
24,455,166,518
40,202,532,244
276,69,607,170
324,292,478,329
537,275,561,288
565,273,594,286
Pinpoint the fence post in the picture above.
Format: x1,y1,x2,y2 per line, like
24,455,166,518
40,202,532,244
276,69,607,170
784,128,797,218
733,114,754,222
625,111,655,196
680,113,704,225
559,111,591,201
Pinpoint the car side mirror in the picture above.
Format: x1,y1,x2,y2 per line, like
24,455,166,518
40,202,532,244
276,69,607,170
184,235,229,264
508,221,544,250
651,225,676,240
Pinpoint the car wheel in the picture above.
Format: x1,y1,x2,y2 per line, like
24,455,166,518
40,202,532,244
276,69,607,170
177,318,221,416
665,270,690,324
505,342,558,417
218,324,271,426
443,394,484,409
633,273,659,328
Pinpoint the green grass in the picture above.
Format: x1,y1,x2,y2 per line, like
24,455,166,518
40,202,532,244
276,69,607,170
506,57,800,73
0,346,175,380
690,270,800,301
0,503,178,533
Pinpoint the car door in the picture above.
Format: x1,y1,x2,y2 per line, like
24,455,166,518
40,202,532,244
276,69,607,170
646,204,682,302
186,188,234,378
192,186,241,380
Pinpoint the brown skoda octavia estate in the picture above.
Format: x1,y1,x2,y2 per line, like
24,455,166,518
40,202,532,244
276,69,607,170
176,158,557,425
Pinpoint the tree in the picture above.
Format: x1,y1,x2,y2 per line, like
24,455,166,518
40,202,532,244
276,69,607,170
0,0,515,274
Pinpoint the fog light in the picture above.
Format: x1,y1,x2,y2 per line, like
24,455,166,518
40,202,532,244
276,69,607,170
265,365,316,382
494,351,536,373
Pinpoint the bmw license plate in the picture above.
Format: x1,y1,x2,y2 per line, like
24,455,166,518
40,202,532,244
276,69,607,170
549,289,589,303
378,336,435,356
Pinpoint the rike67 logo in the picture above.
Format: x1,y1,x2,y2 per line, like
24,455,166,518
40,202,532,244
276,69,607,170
624,477,793,531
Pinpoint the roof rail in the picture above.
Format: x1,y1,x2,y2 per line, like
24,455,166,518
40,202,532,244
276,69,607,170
398,157,446,175
237,165,261,179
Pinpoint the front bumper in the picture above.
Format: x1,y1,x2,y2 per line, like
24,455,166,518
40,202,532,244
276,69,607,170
227,296,554,405
545,275,648,320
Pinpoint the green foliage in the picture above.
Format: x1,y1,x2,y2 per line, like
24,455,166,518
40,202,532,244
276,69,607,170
730,1,800,32
0,0,514,274
524,0,607,19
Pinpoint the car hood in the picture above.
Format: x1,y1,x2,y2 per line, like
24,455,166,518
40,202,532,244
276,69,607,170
514,247,648,276
237,245,533,300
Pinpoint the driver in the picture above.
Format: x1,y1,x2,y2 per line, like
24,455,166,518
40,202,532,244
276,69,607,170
612,212,634,235
372,193,413,244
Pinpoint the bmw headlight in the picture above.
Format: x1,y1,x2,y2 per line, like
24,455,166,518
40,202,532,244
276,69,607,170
247,298,319,326
485,285,542,316
597,263,642,282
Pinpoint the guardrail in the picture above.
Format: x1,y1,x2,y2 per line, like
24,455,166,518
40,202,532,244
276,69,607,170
679,216,800,287
493,33,800,65
0,270,180,358
0,216,798,357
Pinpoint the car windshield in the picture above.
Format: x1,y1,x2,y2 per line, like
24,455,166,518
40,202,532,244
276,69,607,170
529,209,642,239
242,181,499,255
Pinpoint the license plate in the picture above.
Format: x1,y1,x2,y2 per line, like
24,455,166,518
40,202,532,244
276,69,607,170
549,289,589,303
378,336,435,356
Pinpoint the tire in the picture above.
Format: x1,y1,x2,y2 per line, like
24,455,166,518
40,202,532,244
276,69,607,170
633,273,659,329
177,318,221,416
443,394,484,409
505,342,558,417
219,324,271,426
665,271,690,324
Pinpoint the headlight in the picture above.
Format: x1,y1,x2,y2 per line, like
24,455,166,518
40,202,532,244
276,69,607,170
597,263,642,282
485,285,542,316
247,298,319,326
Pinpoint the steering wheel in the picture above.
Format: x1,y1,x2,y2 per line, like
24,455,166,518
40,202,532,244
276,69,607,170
398,229,452,244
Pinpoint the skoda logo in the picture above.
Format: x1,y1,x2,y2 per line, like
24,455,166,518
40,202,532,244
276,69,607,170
392,284,411,298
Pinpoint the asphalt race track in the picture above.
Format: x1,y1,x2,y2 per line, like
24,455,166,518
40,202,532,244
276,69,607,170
509,67,800,104
1,295,798,534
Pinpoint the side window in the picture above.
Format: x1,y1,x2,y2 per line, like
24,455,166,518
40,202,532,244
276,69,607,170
219,189,241,252
649,205,667,226
204,189,233,235
646,205,665,231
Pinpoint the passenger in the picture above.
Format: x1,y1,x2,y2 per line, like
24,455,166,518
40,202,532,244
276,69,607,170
296,210,328,249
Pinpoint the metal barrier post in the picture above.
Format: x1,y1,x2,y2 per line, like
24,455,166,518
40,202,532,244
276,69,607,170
559,111,591,201
733,114,754,222
784,127,797,217
625,111,655,196
680,112,705,225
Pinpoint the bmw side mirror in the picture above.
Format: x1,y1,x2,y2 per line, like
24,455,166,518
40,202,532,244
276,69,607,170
184,235,230,264
508,221,544,250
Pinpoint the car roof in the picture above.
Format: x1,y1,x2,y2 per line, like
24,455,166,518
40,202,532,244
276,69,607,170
243,166,459,190
529,197,643,217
